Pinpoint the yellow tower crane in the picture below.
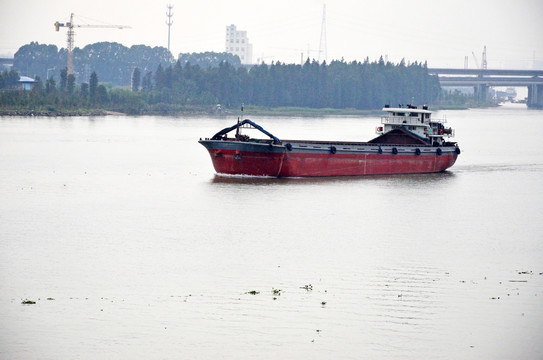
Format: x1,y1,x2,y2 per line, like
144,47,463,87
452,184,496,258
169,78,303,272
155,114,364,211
54,13,130,75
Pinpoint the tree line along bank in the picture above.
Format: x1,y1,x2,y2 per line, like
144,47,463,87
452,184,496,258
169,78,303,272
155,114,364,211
1,41,468,115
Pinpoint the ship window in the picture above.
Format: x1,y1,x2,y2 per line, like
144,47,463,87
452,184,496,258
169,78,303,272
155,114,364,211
410,112,417,116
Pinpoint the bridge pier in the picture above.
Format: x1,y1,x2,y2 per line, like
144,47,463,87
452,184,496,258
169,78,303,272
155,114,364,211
474,84,489,103
528,84,543,108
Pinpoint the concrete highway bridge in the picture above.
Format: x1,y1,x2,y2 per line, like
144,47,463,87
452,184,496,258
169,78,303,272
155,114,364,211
428,68,543,108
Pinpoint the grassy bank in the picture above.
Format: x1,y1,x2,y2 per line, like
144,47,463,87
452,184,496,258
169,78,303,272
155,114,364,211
1,103,491,117
1,104,382,117
0,107,107,117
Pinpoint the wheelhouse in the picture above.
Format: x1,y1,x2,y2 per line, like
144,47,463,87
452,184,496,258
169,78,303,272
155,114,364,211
377,105,454,146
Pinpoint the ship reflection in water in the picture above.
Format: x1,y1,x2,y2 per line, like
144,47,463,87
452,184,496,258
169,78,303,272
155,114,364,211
210,170,457,186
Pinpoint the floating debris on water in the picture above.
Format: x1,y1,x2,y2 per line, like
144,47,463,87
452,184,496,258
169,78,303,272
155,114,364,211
300,284,313,291
21,299,36,304
246,290,259,295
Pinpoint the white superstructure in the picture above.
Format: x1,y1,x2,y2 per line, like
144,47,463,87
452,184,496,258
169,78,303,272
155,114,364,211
225,24,253,65
377,105,454,146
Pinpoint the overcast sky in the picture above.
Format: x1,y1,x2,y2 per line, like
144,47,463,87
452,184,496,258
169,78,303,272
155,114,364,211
1,0,542,69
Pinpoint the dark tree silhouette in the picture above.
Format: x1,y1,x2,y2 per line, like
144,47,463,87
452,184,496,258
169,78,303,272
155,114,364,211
131,67,141,92
89,72,98,101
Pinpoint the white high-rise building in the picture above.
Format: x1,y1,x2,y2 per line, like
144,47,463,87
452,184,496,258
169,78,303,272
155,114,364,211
225,24,252,65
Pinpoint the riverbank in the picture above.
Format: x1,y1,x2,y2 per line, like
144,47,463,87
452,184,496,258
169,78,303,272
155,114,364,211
0,105,381,117
0,103,497,117
0,108,108,117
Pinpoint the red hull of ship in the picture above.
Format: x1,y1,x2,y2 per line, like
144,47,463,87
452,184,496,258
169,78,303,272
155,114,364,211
204,147,458,177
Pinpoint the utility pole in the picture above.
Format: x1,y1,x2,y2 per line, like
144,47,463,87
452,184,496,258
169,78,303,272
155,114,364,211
166,4,174,53
318,4,327,63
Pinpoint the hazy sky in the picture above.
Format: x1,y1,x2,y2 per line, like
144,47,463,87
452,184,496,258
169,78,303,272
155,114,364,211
1,0,542,68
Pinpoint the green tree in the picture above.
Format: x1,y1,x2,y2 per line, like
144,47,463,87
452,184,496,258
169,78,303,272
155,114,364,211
95,84,108,104
142,71,153,92
67,74,75,94
154,64,165,89
31,75,43,94
80,82,89,100
177,51,241,69
3,70,20,89
13,42,60,81
45,77,56,93
14,41,174,86
59,68,67,92
89,72,98,101
131,67,141,92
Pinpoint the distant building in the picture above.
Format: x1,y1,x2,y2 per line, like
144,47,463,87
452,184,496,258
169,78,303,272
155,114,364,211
19,76,36,91
225,24,252,65
0,57,14,71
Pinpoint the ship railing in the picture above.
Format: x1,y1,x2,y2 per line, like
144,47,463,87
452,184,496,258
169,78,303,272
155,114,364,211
381,116,423,126
427,128,455,138
381,116,447,125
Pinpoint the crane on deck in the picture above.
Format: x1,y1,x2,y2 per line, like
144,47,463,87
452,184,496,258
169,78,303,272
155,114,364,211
54,13,130,75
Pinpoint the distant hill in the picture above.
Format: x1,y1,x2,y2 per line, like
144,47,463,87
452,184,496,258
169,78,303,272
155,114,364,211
13,42,240,86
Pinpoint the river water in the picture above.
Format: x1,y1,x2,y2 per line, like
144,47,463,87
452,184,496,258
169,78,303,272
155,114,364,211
1,103,542,359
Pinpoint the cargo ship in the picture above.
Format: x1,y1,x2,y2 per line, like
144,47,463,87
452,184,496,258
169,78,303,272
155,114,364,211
199,105,460,177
